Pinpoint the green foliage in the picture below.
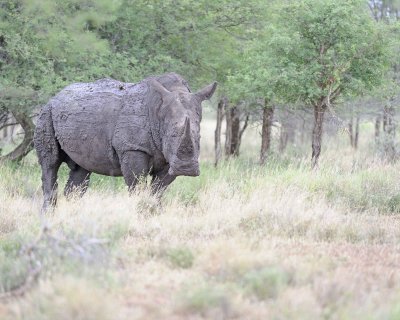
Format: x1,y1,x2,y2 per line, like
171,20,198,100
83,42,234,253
0,0,131,114
1,0,396,121
179,283,228,313
227,0,393,108
166,247,195,269
0,251,30,293
241,267,290,300
102,0,259,89
268,0,391,105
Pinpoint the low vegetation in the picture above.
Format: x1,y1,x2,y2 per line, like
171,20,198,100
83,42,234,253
1,123,400,319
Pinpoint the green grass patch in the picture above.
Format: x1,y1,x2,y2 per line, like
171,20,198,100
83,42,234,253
166,246,195,269
240,267,290,300
179,283,229,314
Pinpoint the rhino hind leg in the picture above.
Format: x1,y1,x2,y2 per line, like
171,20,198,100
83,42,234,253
64,161,91,198
34,104,65,213
39,160,62,212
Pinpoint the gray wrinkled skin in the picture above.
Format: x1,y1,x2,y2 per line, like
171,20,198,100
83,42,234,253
34,73,217,211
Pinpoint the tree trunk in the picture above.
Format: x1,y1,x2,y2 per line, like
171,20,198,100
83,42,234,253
279,117,295,153
311,104,326,169
348,119,354,148
225,105,243,157
260,101,274,165
382,105,396,160
224,103,232,157
375,115,381,142
348,115,360,149
300,116,307,145
230,106,240,156
214,98,225,166
237,114,249,156
354,116,360,149
0,111,35,162
279,127,288,152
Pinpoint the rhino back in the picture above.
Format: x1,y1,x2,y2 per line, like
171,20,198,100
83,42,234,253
51,79,136,175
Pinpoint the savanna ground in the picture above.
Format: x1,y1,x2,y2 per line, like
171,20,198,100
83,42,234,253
1,114,400,320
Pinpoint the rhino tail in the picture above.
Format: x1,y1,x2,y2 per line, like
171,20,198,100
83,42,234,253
34,103,62,163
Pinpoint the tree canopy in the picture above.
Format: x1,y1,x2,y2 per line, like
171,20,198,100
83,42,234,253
0,0,398,164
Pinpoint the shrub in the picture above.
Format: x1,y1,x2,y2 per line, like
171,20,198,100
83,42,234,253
179,283,229,314
241,267,289,300
166,247,195,269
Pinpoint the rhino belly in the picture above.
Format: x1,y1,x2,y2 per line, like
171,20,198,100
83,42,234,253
52,95,123,176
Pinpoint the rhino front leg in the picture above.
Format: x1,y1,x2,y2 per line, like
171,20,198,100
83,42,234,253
119,150,150,192
151,165,176,195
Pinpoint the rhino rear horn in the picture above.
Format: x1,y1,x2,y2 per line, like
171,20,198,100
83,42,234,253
150,79,171,97
195,82,218,101
177,118,194,160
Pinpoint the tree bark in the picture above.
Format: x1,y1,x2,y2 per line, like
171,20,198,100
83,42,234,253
0,111,35,162
354,116,360,149
260,101,274,165
214,98,225,166
279,127,288,152
311,104,326,169
382,105,396,160
279,116,295,153
348,120,354,148
224,105,243,157
230,106,240,156
375,115,381,142
348,115,360,149
224,103,232,157
237,114,249,156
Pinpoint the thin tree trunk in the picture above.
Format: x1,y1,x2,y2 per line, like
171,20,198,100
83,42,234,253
279,127,288,152
375,115,381,142
260,101,274,165
383,107,388,132
348,119,354,148
0,112,35,162
279,115,294,153
237,114,249,156
230,106,240,156
225,105,243,157
382,105,396,159
354,116,360,149
300,117,306,145
224,103,232,157
311,104,326,169
214,98,225,167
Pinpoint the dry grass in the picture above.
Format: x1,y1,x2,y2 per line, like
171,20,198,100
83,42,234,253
1,119,400,319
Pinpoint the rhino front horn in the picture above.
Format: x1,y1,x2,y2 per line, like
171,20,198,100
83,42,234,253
177,118,194,160
196,82,218,101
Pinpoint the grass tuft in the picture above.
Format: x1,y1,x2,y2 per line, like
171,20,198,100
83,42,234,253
166,246,195,269
241,267,290,300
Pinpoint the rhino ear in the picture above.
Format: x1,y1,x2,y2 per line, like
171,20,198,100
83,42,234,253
195,82,217,101
150,79,171,97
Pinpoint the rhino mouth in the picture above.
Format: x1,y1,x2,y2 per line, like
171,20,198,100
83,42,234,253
168,160,200,177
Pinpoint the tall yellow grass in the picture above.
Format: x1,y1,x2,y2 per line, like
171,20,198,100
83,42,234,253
1,119,400,319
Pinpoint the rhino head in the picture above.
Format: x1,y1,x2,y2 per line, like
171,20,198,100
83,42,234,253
150,79,217,177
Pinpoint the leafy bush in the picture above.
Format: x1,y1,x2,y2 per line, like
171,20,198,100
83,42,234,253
241,267,290,300
179,283,229,314
166,247,195,269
